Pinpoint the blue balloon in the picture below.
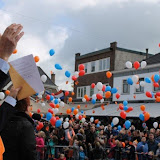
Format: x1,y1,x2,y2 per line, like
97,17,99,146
54,99,59,104
142,123,146,128
123,101,128,106
145,77,151,83
139,113,144,121
81,110,84,114
91,99,96,104
55,64,62,70
118,125,122,131
50,95,54,101
49,49,55,56
123,106,128,111
154,74,160,82
96,124,100,128
125,120,131,129
105,86,111,92
55,120,62,128
46,112,52,121
65,71,71,78
111,122,114,127
127,78,133,85
71,107,75,112
111,88,118,94
35,93,39,96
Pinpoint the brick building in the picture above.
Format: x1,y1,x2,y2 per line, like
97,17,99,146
74,42,151,102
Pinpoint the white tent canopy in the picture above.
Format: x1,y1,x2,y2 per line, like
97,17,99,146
84,103,160,118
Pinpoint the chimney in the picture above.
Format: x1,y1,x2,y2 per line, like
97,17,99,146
146,48,149,59
75,53,81,59
110,42,117,50
51,73,55,84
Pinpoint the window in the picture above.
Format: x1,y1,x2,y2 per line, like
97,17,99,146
136,78,144,93
99,60,103,71
123,80,130,94
90,87,94,97
154,81,160,92
91,61,95,72
99,58,110,71
85,63,88,73
77,87,86,98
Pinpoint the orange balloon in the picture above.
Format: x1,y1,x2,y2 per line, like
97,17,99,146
84,94,88,99
13,49,17,54
41,114,43,118
34,56,39,63
5,90,10,95
95,119,99,124
92,110,95,114
144,112,150,121
77,105,81,109
68,97,72,103
140,105,145,111
56,104,59,108
29,112,32,117
73,109,78,115
83,115,86,118
66,109,71,114
122,142,125,148
106,71,112,78
105,91,111,98
71,92,75,96
156,97,160,102
151,75,155,82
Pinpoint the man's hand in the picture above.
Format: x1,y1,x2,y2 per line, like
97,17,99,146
9,86,22,99
0,24,24,61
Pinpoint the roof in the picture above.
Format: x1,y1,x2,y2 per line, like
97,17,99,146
145,53,160,65
84,103,160,118
76,47,152,60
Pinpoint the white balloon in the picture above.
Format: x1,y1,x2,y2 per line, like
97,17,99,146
97,82,103,90
54,108,59,114
140,81,146,87
41,75,47,83
153,122,158,129
38,95,42,99
75,114,79,119
92,94,97,100
74,71,79,78
112,117,119,125
82,98,86,102
100,99,104,104
90,117,94,122
132,75,139,83
63,122,69,129
134,84,140,89
141,61,147,69
58,98,61,102
41,103,45,107
98,91,103,96
39,91,44,95
82,118,86,123
60,118,63,122
125,61,132,69
65,118,69,122
0,92,5,100
59,101,65,107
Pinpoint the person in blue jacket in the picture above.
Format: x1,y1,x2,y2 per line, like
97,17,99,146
136,136,148,160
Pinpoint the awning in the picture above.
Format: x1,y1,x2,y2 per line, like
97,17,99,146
84,103,160,118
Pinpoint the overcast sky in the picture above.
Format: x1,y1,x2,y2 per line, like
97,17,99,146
0,0,160,91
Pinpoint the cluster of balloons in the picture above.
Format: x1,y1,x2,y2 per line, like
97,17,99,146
139,105,150,122
125,61,147,70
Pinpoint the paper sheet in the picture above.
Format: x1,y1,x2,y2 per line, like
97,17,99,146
9,54,44,100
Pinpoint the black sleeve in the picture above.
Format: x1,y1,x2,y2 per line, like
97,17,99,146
0,70,9,91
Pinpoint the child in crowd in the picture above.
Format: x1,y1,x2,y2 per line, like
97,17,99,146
54,154,66,160
36,131,46,160
79,146,85,160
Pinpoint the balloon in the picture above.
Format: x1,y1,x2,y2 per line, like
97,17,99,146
66,109,71,114
34,56,39,63
105,91,111,98
96,124,100,128
100,99,104,103
92,94,97,100
95,119,99,124
59,101,64,107
65,71,71,78
151,75,155,82
84,94,89,99
13,49,17,54
55,64,62,70
41,75,47,83
144,77,151,83
153,122,158,129
38,94,42,99
49,103,55,108
154,74,160,82
54,99,59,104
123,101,128,106
140,81,146,87
91,83,95,89
116,93,120,99
128,107,133,112
132,75,139,83
125,120,131,129
60,117,63,122
74,71,79,78
111,122,114,127
118,125,122,131
156,97,160,102
140,105,145,111
77,105,81,109
141,61,147,69
0,92,5,100
46,95,50,100
65,91,69,96
75,114,79,119
5,90,10,95
127,78,133,85
54,108,59,114
112,117,119,125
41,103,45,107
50,117,56,126
134,84,140,89
124,106,128,111
105,86,111,92
91,99,96,104
55,120,62,128
49,95,54,101
102,85,106,92
49,49,55,56
46,112,52,120
139,113,144,121
79,64,85,71
125,61,132,69
156,92,160,97
39,91,44,95
119,104,124,110
48,108,54,114
37,109,41,113
73,109,78,115
98,91,103,96
63,122,69,129
82,118,86,123
82,98,86,102
79,115,82,120
106,71,112,78
134,61,140,70
144,112,150,121
120,111,126,119
111,88,118,94
72,76,77,81
97,82,103,90
154,82,159,88
96,93,103,100
142,123,146,128
68,97,72,103
146,91,152,98
90,117,94,122
79,70,85,76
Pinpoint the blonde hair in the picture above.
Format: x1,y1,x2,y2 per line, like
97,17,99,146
38,131,46,139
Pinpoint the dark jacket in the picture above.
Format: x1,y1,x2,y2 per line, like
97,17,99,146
0,70,9,91
147,140,158,154
1,112,36,160
93,147,103,160
86,131,97,146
